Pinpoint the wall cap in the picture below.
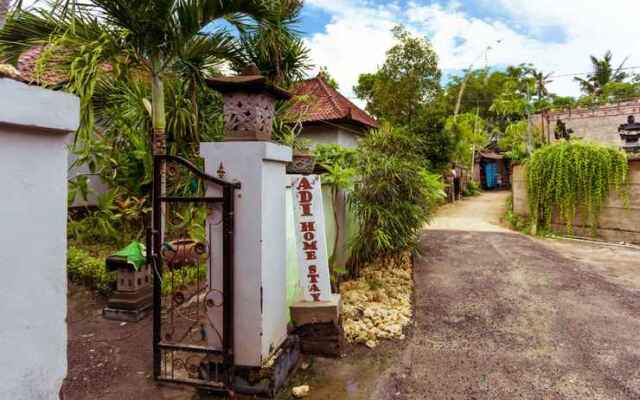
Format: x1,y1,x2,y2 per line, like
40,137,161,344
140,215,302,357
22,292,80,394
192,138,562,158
201,141,293,163
0,78,80,134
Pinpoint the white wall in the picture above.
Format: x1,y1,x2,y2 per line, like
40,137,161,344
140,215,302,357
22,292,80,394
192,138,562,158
201,142,291,367
299,124,362,149
0,78,79,399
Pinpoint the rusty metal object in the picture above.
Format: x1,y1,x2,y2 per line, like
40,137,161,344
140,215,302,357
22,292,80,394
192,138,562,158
161,238,208,269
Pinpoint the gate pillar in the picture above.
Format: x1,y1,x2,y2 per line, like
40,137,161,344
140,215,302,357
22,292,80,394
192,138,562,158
201,141,292,368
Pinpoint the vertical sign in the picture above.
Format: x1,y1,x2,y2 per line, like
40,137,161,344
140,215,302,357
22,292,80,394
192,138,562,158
291,175,332,302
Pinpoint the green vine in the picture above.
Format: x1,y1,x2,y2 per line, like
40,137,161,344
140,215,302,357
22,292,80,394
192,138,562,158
527,141,629,234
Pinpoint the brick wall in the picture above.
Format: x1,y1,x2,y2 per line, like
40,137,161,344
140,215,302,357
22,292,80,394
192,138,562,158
532,99,640,147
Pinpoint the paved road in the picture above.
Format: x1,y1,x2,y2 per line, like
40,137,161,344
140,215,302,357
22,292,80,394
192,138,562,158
375,192,640,399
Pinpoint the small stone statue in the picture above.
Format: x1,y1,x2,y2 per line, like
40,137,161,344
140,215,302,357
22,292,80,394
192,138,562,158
618,115,640,153
554,119,573,140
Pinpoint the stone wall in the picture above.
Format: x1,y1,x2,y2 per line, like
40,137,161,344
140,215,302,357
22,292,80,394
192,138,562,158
0,78,79,399
531,99,640,147
512,160,640,244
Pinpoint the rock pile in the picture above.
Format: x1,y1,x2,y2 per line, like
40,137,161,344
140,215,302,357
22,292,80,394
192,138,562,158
340,253,413,348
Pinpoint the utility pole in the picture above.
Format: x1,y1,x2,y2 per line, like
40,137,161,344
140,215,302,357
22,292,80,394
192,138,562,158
526,85,533,154
453,40,502,119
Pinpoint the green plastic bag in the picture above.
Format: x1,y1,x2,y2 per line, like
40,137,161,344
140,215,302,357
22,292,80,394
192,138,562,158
111,241,146,271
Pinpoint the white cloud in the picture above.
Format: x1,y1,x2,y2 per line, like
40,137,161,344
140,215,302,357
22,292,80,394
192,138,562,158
304,0,640,101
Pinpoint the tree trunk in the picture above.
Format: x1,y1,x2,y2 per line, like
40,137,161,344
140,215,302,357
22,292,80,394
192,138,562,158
151,62,166,155
0,0,10,30
151,58,166,243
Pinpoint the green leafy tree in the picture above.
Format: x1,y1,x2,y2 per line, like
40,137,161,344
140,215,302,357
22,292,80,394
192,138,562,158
443,112,488,166
354,25,441,126
574,50,629,96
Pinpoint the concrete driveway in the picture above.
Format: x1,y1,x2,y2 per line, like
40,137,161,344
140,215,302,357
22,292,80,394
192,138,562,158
375,192,640,399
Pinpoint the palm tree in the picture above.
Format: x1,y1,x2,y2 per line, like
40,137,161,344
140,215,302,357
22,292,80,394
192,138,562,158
574,50,629,96
529,69,553,99
233,0,309,88
0,0,289,155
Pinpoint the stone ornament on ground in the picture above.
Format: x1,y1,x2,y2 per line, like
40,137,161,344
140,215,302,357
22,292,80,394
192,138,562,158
0,64,21,80
292,384,310,398
340,253,413,348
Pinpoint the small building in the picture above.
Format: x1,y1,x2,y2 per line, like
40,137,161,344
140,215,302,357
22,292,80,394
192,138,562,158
289,76,378,148
473,143,511,191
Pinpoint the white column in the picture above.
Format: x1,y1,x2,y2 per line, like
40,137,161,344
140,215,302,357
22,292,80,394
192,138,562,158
0,78,80,399
201,141,292,367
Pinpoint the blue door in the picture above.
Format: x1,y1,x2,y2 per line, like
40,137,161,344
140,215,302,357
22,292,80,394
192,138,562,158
485,162,497,189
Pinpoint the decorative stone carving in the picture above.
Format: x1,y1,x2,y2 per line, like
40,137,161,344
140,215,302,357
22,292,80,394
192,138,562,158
223,91,275,141
206,70,291,142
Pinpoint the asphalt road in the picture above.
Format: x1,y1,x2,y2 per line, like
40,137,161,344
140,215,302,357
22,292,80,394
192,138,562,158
375,192,640,399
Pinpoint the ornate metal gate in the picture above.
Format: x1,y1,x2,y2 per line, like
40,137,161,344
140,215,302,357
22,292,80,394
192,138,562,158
149,154,239,394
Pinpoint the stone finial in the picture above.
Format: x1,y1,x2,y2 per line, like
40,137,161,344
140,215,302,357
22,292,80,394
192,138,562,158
0,64,21,81
206,73,291,142
241,64,261,76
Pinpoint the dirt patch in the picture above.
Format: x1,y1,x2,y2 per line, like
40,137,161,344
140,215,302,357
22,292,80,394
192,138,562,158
62,284,195,400
63,283,408,400
426,191,510,233
375,230,640,399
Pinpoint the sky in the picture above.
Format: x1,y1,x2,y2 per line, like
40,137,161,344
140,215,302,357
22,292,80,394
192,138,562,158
17,0,640,104
299,0,640,102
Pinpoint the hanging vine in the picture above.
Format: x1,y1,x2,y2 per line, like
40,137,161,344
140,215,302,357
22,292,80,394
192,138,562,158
527,140,629,234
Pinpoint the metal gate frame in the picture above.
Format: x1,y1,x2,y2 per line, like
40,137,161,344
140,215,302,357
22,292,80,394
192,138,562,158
149,154,240,395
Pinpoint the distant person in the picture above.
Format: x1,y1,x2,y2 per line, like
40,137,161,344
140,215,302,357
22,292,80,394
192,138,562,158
451,165,461,201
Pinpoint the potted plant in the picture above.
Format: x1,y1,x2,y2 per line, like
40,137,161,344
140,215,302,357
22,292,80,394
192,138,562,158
287,137,316,174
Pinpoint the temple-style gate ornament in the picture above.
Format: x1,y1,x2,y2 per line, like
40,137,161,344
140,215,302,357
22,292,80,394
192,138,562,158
618,115,640,153
103,241,152,321
207,64,291,142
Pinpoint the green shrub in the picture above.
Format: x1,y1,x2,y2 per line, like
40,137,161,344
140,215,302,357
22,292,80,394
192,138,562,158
349,124,445,271
161,265,206,297
68,245,206,296
67,246,116,295
463,180,481,197
314,143,358,169
527,140,629,234
503,194,532,233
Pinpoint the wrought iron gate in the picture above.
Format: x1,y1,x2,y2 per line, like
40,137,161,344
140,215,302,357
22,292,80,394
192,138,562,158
149,154,239,394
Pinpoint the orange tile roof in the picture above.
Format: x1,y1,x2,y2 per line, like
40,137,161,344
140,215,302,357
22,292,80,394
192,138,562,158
16,46,68,85
289,76,378,130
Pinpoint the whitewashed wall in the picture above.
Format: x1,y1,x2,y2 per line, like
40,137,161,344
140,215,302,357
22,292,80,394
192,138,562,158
299,124,362,148
0,78,80,399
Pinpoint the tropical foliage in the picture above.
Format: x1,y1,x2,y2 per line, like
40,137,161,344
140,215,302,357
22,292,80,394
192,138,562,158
354,25,441,126
527,141,629,234
574,50,628,96
0,0,309,245
349,124,445,272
